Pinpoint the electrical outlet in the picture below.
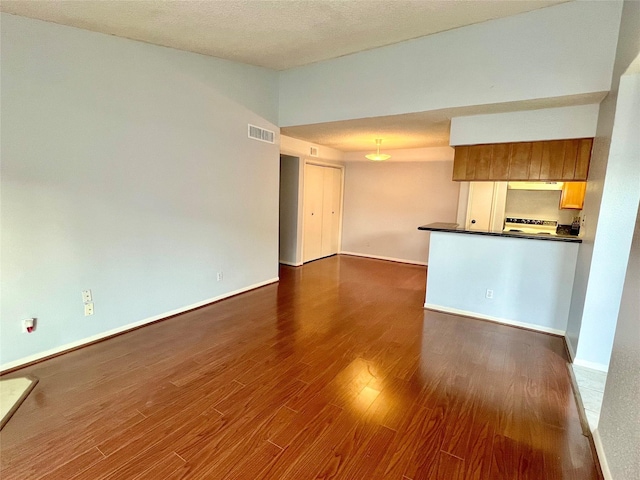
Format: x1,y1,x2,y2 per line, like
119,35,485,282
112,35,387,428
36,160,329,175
84,303,94,316
22,318,35,333
486,289,494,299
217,272,223,281
82,289,92,303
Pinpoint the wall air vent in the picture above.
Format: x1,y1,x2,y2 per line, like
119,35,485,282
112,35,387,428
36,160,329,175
248,124,275,144
310,146,319,157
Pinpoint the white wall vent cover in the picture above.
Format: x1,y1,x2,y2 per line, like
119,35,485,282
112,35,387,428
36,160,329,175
248,124,275,144
309,146,319,157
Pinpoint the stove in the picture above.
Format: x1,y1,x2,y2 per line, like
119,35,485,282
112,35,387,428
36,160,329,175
503,217,558,235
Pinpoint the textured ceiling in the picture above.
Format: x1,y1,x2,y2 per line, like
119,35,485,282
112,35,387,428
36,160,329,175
280,92,608,151
1,0,567,70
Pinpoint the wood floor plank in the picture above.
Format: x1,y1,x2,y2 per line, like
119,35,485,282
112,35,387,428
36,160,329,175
258,403,345,480
73,410,224,480
133,453,186,480
102,449,181,480
434,451,466,480
334,424,397,479
222,440,283,480
1,408,146,478
0,256,601,480
312,419,381,479
178,403,299,480
374,404,432,479
460,408,496,480
36,447,105,480
402,404,447,480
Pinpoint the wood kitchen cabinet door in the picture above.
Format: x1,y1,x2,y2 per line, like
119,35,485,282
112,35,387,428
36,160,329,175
562,139,579,180
540,140,566,180
452,146,470,181
509,142,532,180
560,181,587,209
574,138,593,180
490,143,511,180
452,144,493,180
528,142,544,180
467,145,493,180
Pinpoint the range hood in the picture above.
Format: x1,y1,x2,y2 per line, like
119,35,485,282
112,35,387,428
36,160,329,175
508,181,564,191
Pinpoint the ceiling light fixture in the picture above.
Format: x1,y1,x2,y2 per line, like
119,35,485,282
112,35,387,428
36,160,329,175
365,138,391,161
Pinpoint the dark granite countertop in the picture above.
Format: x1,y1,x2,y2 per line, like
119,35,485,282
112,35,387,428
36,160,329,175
418,222,582,243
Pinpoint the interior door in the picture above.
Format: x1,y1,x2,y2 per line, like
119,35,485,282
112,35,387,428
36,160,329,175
303,164,324,262
466,182,507,231
320,167,342,257
330,167,342,254
466,182,495,231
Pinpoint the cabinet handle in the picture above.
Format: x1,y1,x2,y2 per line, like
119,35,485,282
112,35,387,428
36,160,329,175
471,219,476,224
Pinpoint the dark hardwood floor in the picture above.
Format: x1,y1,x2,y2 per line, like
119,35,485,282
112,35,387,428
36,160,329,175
0,255,599,479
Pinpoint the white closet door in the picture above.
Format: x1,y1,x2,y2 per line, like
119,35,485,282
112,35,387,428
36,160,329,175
320,167,337,257
329,167,342,254
303,164,324,262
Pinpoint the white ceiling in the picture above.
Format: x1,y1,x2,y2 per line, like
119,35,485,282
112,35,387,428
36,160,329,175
2,0,586,151
1,0,568,71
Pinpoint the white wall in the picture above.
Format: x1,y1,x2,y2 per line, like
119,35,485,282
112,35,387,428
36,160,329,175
597,204,640,479
0,14,281,369
574,72,640,370
279,155,300,265
426,232,579,335
450,104,600,146
279,1,621,126
280,135,344,163
505,190,578,225
340,149,459,265
567,0,640,371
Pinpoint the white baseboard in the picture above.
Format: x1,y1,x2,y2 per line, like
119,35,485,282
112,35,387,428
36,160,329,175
592,428,613,480
0,277,279,373
574,358,609,373
565,336,577,361
424,304,566,336
340,251,427,266
279,260,303,267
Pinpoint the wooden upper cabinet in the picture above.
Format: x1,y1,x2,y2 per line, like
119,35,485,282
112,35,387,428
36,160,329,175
560,182,587,210
452,138,593,181
540,140,565,180
467,145,493,180
509,142,532,180
562,140,579,180
528,142,543,180
452,146,470,181
575,138,593,180
490,143,511,180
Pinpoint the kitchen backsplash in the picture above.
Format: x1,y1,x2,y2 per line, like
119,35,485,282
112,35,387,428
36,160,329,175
505,190,578,225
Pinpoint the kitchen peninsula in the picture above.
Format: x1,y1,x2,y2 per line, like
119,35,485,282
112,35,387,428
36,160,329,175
419,223,581,335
